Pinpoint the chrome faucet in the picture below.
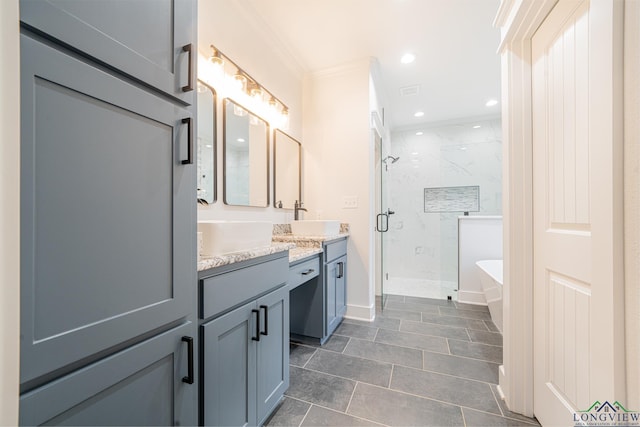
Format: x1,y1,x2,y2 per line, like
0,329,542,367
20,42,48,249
294,200,307,220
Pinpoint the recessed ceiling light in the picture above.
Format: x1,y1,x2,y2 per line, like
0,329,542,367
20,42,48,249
401,53,416,64
473,125,481,129
459,147,468,151
485,99,498,107
415,131,424,136
237,138,245,142
411,151,419,155
414,111,424,118
205,144,213,148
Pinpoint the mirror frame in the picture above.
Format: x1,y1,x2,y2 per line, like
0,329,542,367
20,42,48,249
222,98,270,207
196,80,216,204
273,130,302,209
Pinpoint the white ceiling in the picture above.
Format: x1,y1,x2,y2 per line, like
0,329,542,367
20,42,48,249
244,0,502,131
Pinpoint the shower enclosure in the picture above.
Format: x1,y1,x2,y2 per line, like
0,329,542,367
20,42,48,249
378,118,502,301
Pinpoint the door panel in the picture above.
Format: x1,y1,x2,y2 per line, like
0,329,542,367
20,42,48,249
19,322,196,426
20,34,194,385
256,286,289,424
20,0,195,104
202,302,257,427
532,1,624,424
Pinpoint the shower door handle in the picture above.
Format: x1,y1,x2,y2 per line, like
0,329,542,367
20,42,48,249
376,213,389,232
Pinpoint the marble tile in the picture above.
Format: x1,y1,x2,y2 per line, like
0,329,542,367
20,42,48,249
289,343,317,367
301,405,380,427
343,338,423,369
400,319,470,340
422,350,500,383
286,366,355,412
375,328,449,354
447,339,503,364
264,397,310,427
347,382,465,427
334,323,378,341
305,350,392,387
390,365,501,415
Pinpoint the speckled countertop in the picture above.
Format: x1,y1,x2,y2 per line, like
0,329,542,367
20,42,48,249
271,233,349,248
289,246,323,263
197,243,295,271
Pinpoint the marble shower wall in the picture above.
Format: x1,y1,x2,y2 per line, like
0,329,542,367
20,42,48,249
386,118,502,284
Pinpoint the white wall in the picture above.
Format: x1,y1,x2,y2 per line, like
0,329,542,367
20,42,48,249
387,118,502,284
0,0,20,423
197,0,304,223
303,58,377,320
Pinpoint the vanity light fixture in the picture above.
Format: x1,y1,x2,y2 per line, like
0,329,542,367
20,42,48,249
200,44,290,129
485,99,498,107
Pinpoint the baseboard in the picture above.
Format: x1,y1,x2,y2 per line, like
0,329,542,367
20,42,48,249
457,290,488,305
345,303,375,321
498,364,508,407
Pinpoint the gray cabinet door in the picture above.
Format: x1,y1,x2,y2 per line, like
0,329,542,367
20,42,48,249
326,256,347,335
256,286,289,425
20,0,195,104
202,301,257,427
20,34,195,385
20,322,196,426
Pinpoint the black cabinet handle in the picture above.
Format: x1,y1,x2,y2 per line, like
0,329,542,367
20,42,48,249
337,262,344,279
181,336,194,384
181,117,193,165
252,309,260,341
301,269,315,276
259,305,269,336
182,43,194,92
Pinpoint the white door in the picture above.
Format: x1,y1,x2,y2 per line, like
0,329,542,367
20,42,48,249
532,1,625,426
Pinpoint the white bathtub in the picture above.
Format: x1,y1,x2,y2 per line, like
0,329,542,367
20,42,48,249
476,260,503,333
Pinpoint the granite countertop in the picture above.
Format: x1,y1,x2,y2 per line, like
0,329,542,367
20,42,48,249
289,246,323,263
271,233,349,247
197,242,295,271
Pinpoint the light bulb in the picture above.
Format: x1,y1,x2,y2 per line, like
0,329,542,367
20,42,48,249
233,73,247,92
280,108,290,131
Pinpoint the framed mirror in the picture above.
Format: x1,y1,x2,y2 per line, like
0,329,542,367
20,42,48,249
223,98,269,207
197,80,216,204
274,130,301,209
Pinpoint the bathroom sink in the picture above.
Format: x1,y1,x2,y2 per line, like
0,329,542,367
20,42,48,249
197,220,272,256
291,220,340,236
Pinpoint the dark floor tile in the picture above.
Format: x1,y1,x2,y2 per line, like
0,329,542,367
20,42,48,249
468,329,503,346
289,344,317,367
301,405,381,426
306,349,392,387
264,397,310,427
298,334,350,353
286,366,355,412
375,328,449,354
421,312,489,331
448,339,503,363
454,301,490,312
334,323,378,341
405,295,456,307
383,294,405,303
422,351,500,383
343,316,401,331
384,300,441,314
348,382,464,426
439,306,492,320
377,308,422,321
390,365,501,414
400,319,470,340
463,408,539,426
344,338,423,368
484,320,501,333
491,385,541,425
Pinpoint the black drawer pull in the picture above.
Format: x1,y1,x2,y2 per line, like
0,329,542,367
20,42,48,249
181,117,193,165
252,309,260,341
337,262,344,279
259,305,269,336
301,269,315,276
181,336,194,384
182,43,193,92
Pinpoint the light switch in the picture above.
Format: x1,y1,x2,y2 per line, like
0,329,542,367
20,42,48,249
343,196,358,209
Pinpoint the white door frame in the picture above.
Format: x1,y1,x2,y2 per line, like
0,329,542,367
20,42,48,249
494,0,630,417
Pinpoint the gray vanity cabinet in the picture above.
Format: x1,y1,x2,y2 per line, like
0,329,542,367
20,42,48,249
325,240,348,336
200,254,289,426
20,0,195,104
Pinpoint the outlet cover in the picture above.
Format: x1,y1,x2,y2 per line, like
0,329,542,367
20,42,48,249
343,196,358,209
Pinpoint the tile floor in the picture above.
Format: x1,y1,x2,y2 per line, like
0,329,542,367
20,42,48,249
265,294,539,427
384,278,459,301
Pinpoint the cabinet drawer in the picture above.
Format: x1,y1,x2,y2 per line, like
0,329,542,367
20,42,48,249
288,256,320,290
201,256,288,320
325,239,347,263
